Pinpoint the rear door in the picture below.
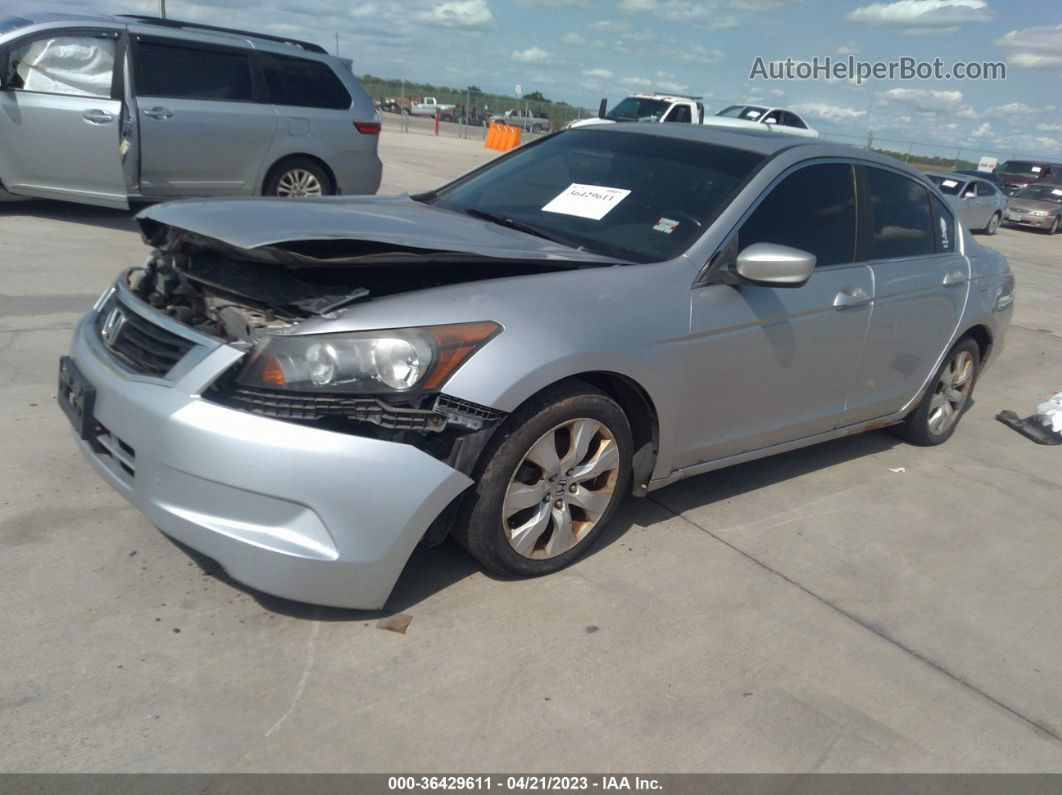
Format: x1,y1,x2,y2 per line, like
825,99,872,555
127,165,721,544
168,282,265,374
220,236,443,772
845,166,969,422
0,28,127,207
130,32,277,197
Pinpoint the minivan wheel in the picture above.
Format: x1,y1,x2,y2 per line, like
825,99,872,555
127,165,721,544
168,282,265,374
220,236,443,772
264,158,334,198
893,339,980,446
453,381,632,577
984,212,1000,235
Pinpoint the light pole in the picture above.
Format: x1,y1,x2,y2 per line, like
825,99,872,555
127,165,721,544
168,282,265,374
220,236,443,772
159,0,167,18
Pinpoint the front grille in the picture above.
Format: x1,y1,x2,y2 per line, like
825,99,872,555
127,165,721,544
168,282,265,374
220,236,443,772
207,385,449,431
97,299,196,377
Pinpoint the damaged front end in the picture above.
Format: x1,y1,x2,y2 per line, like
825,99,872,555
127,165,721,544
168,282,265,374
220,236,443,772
114,217,594,522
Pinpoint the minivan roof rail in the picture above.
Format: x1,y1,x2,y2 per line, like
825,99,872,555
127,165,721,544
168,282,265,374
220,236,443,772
116,14,329,54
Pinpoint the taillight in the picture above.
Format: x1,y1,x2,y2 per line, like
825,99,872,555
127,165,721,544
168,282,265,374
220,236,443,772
354,121,381,135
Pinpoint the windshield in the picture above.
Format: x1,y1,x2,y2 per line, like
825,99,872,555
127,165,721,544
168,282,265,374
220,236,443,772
426,129,765,263
717,105,768,120
604,97,671,122
1000,161,1049,179
1014,185,1062,204
928,175,966,196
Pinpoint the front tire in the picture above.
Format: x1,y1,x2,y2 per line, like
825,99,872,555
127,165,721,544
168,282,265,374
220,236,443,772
453,381,632,577
263,157,334,198
894,339,979,446
1049,216,1060,235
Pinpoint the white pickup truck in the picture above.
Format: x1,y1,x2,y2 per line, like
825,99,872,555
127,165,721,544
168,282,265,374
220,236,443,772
569,93,818,138
409,97,456,117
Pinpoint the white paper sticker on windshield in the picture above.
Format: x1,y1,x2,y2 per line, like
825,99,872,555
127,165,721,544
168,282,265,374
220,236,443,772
653,217,679,234
1053,189,1062,196
942,179,959,188
1032,166,1042,173
744,110,762,119
542,183,631,220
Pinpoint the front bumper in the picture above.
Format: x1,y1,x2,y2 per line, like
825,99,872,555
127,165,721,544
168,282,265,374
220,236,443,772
1003,211,1054,229
64,290,472,609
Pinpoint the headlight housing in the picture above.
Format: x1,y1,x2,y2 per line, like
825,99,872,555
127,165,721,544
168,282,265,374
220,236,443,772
237,322,501,394
1028,210,1049,217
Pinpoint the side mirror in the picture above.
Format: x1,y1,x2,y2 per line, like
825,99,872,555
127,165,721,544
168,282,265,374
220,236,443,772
763,117,777,125
963,189,977,198
734,243,815,287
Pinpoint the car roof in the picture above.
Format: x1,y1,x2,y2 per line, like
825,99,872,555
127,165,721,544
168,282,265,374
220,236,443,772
927,171,974,181
1,12,328,54
628,92,703,102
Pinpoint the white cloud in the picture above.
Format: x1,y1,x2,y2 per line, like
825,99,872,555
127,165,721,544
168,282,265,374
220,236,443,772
970,122,992,138
995,25,1062,70
985,102,1045,117
846,0,991,34
511,46,550,62
1036,122,1062,133
561,32,587,45
588,19,631,32
618,0,743,29
789,101,867,122
837,42,861,56
514,0,591,6
880,87,964,113
729,0,800,8
348,4,378,18
417,0,493,29
620,76,654,88
679,44,726,65
583,68,614,79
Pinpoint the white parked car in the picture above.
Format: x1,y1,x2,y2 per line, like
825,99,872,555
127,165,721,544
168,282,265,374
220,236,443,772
568,93,705,129
703,104,818,138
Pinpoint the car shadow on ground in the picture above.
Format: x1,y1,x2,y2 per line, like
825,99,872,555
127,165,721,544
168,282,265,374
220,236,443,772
1,199,140,233
175,429,901,621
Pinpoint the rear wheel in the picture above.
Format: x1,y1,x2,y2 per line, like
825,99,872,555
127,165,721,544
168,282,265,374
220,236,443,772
263,157,334,198
983,211,1000,235
893,339,979,446
453,381,632,577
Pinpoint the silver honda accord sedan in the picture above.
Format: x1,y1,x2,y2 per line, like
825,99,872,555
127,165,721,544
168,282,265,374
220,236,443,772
59,125,1014,609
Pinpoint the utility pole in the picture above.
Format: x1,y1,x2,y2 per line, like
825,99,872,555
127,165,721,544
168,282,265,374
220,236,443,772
159,0,166,18
335,32,339,56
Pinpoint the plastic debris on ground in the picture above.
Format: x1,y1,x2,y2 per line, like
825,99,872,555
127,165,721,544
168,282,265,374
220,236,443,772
996,390,1062,446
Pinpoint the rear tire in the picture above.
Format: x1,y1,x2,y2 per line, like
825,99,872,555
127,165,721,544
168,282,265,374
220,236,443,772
893,338,979,446
983,212,1000,235
452,381,632,578
263,157,334,198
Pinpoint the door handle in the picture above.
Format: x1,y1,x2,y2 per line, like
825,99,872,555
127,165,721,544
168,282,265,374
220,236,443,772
942,270,967,287
143,106,174,119
81,109,114,124
833,286,870,309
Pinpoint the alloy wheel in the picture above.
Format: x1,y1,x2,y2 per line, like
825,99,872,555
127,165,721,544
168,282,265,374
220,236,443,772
988,213,999,234
928,350,975,435
502,418,621,559
276,169,324,198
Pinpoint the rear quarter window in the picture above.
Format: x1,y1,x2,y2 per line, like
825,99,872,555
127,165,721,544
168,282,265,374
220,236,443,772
259,53,351,110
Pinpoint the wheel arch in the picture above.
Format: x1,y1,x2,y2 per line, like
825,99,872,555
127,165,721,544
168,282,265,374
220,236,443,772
261,153,338,196
958,323,994,367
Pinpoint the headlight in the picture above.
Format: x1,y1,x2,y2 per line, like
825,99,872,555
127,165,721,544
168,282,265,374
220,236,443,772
237,322,501,394
1028,210,1049,217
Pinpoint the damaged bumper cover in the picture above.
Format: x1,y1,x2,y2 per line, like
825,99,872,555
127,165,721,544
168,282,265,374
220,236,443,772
65,289,475,610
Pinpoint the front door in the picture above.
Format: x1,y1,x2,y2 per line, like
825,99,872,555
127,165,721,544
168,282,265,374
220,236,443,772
675,162,873,468
130,33,277,197
0,29,127,208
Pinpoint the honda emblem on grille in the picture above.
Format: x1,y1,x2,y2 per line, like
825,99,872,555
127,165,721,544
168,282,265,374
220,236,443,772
100,306,127,347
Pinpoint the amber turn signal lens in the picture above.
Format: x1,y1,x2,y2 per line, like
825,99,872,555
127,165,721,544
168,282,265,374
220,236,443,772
422,321,502,390
260,354,287,387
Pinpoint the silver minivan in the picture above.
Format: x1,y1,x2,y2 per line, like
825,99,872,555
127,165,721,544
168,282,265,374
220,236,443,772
0,13,382,208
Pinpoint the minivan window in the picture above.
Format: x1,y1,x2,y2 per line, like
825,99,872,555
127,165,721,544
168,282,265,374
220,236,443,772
866,167,935,259
428,130,765,263
6,34,115,98
739,163,856,267
259,52,351,109
135,40,253,101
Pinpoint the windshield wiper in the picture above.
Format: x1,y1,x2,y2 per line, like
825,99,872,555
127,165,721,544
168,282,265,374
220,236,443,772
464,208,587,251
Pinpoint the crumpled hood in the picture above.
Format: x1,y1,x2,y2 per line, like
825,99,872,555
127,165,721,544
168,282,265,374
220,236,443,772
136,194,618,264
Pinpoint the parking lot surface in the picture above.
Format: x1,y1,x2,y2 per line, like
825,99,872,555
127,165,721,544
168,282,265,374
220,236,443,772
2,127,1061,772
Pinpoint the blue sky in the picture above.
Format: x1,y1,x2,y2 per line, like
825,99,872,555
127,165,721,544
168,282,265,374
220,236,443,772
14,0,1062,157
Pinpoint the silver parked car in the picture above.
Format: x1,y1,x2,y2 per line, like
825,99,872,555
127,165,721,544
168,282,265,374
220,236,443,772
0,13,381,208
60,125,1014,609
926,171,1007,234
1003,183,1062,234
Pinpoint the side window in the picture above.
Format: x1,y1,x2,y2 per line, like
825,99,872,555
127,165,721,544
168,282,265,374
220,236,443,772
5,33,115,98
865,167,935,259
739,163,857,267
930,194,956,253
664,104,691,123
259,53,351,109
784,112,807,129
978,180,997,196
135,39,253,101
763,110,782,125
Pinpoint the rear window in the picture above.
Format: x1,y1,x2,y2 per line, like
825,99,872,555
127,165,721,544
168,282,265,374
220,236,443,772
259,52,351,110
1000,161,1050,179
866,167,935,259
135,39,253,101
927,175,964,196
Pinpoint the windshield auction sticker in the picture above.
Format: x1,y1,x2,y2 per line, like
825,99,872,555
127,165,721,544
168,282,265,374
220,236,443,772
542,183,631,220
